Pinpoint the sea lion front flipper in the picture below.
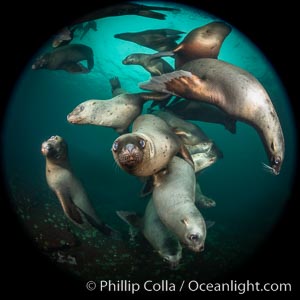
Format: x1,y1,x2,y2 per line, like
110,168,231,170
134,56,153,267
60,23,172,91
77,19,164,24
225,117,237,134
177,143,194,170
139,70,196,97
61,62,89,73
55,189,84,227
149,51,175,60
140,176,154,197
195,183,216,208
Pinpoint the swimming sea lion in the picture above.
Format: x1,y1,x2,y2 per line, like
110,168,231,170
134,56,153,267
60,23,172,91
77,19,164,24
122,53,174,76
52,27,73,48
72,3,180,24
32,44,94,73
111,114,193,177
166,99,237,134
80,21,98,40
67,92,170,134
152,156,207,252
41,135,115,236
114,29,184,52
151,21,231,69
154,110,223,172
117,197,182,270
140,58,285,175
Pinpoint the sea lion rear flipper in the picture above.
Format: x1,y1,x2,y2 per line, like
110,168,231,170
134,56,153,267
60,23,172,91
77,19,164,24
62,62,89,73
136,10,166,20
116,211,142,229
76,207,120,237
149,51,175,60
55,190,84,227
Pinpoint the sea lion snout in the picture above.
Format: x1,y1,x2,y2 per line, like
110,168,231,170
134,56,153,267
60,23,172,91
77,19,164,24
41,142,51,155
271,156,282,175
118,143,144,168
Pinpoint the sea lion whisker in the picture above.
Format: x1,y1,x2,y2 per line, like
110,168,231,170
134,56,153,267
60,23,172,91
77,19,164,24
262,162,275,175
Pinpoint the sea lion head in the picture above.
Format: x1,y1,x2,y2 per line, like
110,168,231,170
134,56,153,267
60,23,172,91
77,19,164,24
41,135,68,161
111,134,147,174
267,155,282,175
181,216,206,252
122,54,139,65
32,54,49,70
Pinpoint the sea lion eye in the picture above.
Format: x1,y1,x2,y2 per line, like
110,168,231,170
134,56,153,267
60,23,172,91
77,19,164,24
139,139,145,148
112,141,119,152
189,234,199,241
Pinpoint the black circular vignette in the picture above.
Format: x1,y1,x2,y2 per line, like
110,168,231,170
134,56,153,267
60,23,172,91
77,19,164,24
0,0,298,297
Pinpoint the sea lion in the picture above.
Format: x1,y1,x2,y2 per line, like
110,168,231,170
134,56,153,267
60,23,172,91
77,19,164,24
122,53,174,76
41,135,115,236
117,198,182,270
166,99,237,134
52,27,73,48
80,21,98,40
111,114,193,177
67,92,170,134
140,58,285,175
114,29,184,52
154,110,223,173
151,21,231,69
109,76,127,96
72,3,180,24
152,156,207,252
32,44,94,73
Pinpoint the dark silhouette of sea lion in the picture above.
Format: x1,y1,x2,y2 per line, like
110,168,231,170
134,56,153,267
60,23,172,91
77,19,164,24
122,53,174,76
32,44,94,73
72,3,180,24
80,21,98,40
115,29,185,52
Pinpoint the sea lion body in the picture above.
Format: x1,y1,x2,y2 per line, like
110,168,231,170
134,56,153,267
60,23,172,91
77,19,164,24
140,58,285,174
32,44,94,73
41,135,114,236
67,93,170,134
112,114,192,176
67,93,146,134
173,21,231,68
152,156,207,252
122,53,174,76
117,198,182,269
167,99,237,134
115,29,184,52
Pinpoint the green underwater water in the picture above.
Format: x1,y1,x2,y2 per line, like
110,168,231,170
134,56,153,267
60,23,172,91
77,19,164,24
1,1,298,283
